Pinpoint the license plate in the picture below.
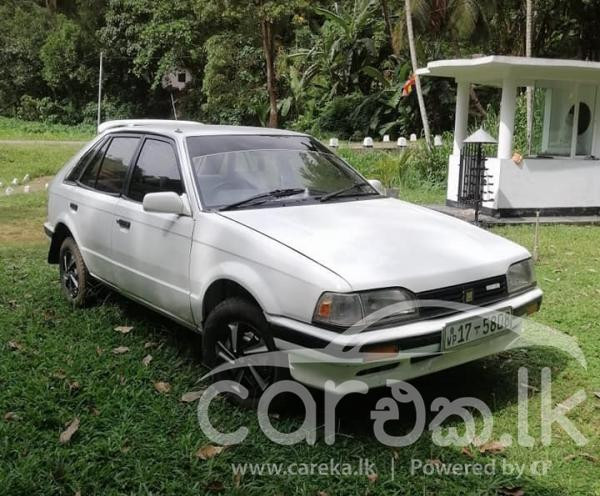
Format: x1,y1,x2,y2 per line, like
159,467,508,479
443,308,513,350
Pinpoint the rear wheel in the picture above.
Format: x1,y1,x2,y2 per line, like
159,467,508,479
202,297,282,408
58,237,92,307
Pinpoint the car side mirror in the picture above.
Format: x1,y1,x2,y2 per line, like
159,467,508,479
143,192,190,216
368,179,385,195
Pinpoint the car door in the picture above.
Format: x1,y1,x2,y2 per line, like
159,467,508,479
65,135,141,282
112,135,195,324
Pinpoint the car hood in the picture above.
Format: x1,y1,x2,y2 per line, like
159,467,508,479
219,198,530,292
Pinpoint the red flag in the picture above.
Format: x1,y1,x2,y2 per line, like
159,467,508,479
402,74,416,97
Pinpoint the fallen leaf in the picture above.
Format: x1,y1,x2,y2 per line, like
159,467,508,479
180,390,204,403
367,472,378,483
4,412,20,422
479,440,506,455
7,340,22,351
51,370,67,380
112,346,130,355
59,418,80,444
233,471,242,488
498,487,524,496
68,381,81,393
582,453,599,463
461,446,474,458
197,444,225,460
565,453,599,463
205,480,224,493
142,354,153,367
144,341,158,349
154,381,171,394
114,325,134,334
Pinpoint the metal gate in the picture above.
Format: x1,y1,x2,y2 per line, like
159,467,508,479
458,142,486,206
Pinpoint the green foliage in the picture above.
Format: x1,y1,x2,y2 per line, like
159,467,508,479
338,135,451,191
201,34,265,125
40,15,95,95
0,1,51,114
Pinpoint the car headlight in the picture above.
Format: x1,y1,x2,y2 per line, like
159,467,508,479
313,288,418,329
507,258,536,294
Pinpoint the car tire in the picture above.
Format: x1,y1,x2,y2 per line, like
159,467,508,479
58,237,92,307
202,297,283,409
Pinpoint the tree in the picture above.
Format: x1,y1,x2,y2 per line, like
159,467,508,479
405,0,431,147
526,0,533,153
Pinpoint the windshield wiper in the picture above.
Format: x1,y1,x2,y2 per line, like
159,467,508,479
219,188,305,211
320,183,378,202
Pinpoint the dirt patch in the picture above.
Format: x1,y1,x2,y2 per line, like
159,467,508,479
2,175,53,196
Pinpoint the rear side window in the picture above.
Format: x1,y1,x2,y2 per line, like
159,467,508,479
79,140,109,188
67,140,104,182
127,139,184,202
94,137,140,194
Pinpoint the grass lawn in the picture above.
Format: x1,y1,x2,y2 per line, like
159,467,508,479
0,138,599,495
0,142,85,186
0,117,93,141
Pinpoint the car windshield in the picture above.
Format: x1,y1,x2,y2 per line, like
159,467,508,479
187,135,378,210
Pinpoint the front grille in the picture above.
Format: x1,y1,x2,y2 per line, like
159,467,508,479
417,275,508,319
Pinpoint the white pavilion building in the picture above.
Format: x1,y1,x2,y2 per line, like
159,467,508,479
418,55,600,216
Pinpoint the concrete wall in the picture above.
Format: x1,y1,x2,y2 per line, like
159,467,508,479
448,156,600,211
494,158,600,209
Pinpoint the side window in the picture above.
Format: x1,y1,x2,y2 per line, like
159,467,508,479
67,140,103,182
79,140,109,188
127,139,184,202
94,137,140,194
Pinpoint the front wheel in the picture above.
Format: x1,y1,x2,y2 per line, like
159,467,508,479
202,298,283,408
58,237,92,307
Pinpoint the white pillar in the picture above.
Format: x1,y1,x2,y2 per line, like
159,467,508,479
498,79,517,159
453,81,470,156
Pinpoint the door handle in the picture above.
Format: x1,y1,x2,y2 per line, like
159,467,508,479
69,202,78,212
116,219,131,229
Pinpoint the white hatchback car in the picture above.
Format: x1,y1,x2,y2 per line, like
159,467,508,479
46,119,542,400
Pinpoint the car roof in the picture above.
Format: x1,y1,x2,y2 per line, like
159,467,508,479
98,119,308,138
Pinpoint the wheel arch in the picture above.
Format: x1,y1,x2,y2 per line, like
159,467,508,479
201,278,264,324
48,222,74,264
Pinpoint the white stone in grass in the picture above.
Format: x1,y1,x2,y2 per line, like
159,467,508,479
410,133,417,142
23,185,30,193
434,135,443,147
363,137,374,148
11,178,18,186
397,137,407,147
383,135,390,142
5,187,14,196
22,174,30,183
328,137,339,148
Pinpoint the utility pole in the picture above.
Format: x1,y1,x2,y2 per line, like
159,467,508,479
526,0,533,154
97,51,103,129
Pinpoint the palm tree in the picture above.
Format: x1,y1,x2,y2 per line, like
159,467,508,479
526,0,534,153
405,0,431,147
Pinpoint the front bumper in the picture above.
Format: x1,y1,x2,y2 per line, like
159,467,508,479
266,287,543,392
